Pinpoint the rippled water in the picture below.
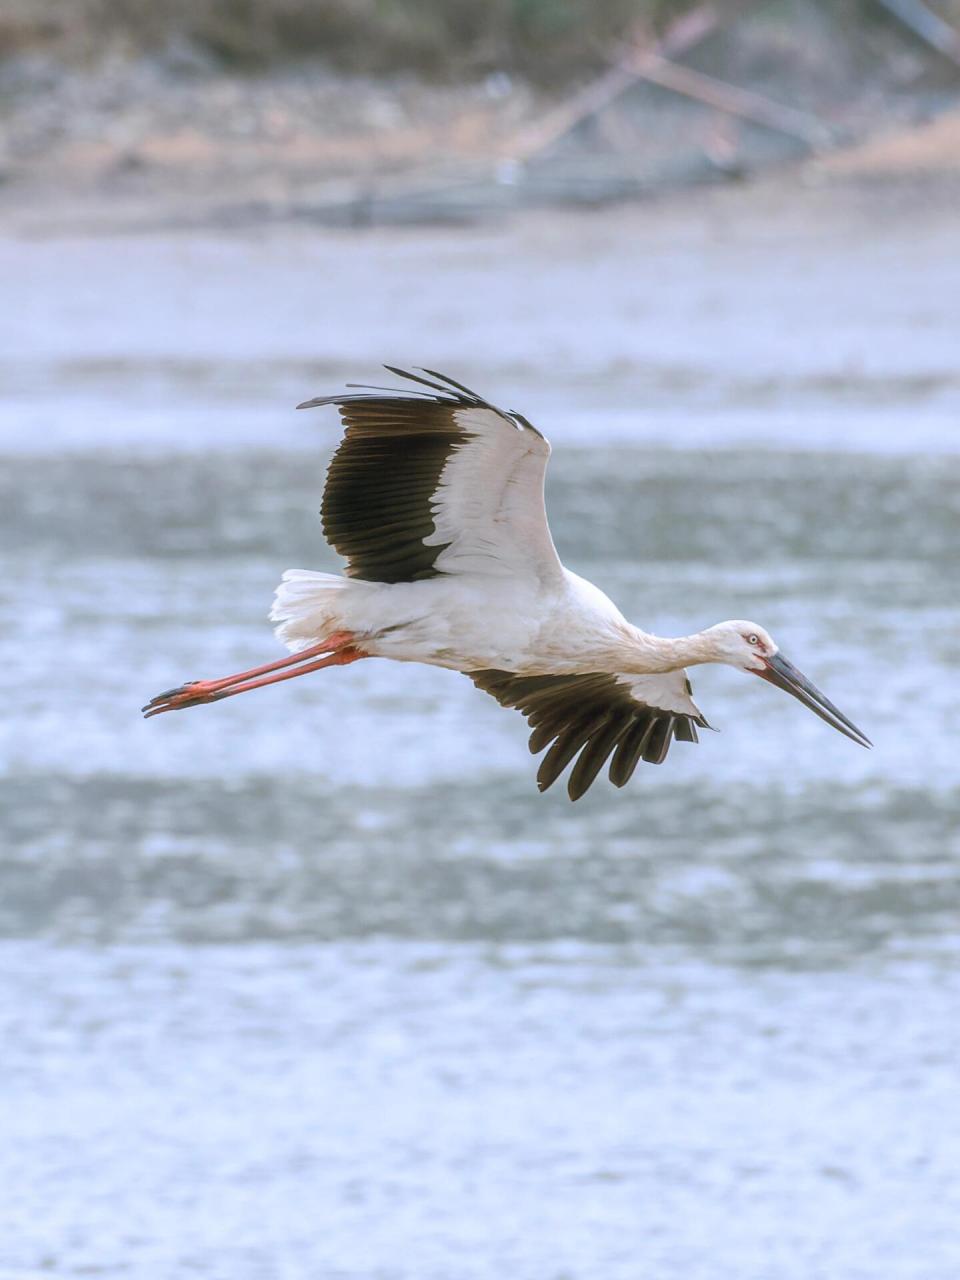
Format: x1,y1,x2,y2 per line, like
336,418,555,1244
2,213,960,1279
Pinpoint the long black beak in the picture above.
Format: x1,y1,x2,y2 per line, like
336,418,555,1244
756,652,872,748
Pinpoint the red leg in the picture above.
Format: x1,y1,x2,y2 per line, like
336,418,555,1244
142,632,363,718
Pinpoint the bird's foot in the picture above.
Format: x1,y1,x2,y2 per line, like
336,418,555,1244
142,681,226,717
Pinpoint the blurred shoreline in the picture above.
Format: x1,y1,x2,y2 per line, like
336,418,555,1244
3,5,960,236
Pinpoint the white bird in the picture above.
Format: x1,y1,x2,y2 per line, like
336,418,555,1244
144,367,871,799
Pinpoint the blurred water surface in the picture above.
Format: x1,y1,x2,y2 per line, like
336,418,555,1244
2,212,959,1279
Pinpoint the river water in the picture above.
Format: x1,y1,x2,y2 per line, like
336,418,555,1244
2,194,959,1278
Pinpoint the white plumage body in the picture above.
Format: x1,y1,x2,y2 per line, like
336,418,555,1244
270,567,702,719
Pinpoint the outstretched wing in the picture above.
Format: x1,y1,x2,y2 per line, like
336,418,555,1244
470,668,708,801
298,368,562,585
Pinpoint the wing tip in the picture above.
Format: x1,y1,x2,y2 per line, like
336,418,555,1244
297,368,552,452
296,365,476,412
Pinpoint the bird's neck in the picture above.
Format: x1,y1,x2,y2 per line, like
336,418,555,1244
616,626,717,674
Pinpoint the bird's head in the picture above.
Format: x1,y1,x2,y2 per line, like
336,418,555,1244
704,619,871,747
703,619,777,672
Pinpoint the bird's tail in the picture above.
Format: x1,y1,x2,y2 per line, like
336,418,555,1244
270,569,351,652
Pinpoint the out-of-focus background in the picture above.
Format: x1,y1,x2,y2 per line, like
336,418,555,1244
2,2,960,1277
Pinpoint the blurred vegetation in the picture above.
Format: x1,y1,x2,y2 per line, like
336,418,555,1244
3,0,960,80
3,0,709,79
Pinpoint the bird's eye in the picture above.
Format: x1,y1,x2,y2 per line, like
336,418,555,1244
747,634,760,646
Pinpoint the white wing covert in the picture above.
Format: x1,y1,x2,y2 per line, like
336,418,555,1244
298,368,561,586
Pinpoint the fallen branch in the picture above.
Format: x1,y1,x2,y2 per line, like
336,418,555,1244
505,1,761,163
625,54,833,149
873,0,960,68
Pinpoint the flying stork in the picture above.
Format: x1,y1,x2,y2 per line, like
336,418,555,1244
144,367,871,799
